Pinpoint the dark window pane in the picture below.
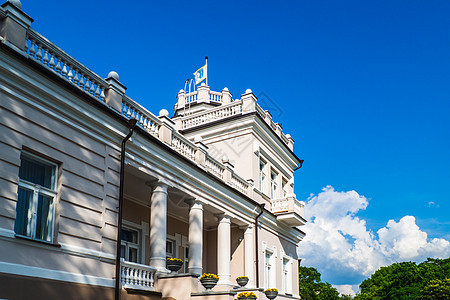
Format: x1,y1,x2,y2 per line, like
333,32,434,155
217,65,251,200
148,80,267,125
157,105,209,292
120,245,126,259
14,188,34,237
35,194,53,242
121,228,137,243
129,248,138,263
19,155,54,189
166,241,173,254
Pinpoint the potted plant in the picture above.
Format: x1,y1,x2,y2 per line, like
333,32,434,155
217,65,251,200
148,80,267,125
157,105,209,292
238,291,257,299
166,257,183,274
264,288,278,299
236,276,249,287
199,273,219,290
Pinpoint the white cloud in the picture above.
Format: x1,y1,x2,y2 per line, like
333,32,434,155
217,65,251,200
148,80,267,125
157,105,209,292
298,186,450,287
333,284,357,296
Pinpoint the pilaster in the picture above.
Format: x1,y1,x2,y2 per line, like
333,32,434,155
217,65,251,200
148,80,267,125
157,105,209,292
0,1,33,51
241,89,257,114
197,84,210,103
158,109,174,145
104,71,126,112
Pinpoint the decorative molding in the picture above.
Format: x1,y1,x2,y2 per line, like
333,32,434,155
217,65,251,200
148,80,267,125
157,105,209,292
0,261,114,287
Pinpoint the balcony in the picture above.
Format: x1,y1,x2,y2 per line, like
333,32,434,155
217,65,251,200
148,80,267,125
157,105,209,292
271,195,306,227
121,259,156,291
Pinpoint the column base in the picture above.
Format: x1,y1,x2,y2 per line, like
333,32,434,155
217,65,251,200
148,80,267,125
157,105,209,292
215,280,235,291
150,257,169,274
188,266,202,277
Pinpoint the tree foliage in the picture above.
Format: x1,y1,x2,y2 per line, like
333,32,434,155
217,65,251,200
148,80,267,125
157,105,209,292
299,266,343,300
417,278,450,300
354,257,450,300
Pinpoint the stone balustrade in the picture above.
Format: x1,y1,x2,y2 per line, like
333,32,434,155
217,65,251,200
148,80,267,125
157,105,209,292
181,100,242,129
205,155,225,178
270,196,306,227
122,95,161,137
121,259,156,291
26,29,107,103
3,14,272,199
230,172,249,194
171,131,196,161
176,86,294,150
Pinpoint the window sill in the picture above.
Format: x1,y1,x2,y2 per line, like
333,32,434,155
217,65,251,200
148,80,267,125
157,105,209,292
15,234,61,248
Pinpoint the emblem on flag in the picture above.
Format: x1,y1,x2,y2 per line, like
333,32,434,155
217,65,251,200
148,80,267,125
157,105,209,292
193,64,207,85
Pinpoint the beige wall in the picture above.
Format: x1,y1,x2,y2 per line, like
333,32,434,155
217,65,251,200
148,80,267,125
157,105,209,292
259,226,299,296
0,78,121,279
230,227,245,282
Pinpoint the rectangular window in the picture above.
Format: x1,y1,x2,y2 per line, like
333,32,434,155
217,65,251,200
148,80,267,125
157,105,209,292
260,159,266,194
270,170,278,199
264,249,274,288
14,153,57,243
121,227,140,263
282,178,288,197
283,257,292,294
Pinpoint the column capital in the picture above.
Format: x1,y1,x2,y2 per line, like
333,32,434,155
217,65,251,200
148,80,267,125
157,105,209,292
240,223,254,231
184,198,204,210
215,212,231,223
146,180,171,191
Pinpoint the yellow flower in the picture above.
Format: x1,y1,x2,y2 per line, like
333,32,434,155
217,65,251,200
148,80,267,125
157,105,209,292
236,276,249,280
166,257,182,262
265,288,278,292
200,273,219,280
238,291,257,298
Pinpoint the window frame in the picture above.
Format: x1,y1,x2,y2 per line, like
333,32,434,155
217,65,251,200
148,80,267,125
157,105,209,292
282,256,292,295
121,226,141,263
264,248,275,289
259,159,267,194
270,169,278,199
15,152,58,244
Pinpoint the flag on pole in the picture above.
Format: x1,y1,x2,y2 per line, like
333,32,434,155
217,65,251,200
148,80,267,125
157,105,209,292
193,64,207,85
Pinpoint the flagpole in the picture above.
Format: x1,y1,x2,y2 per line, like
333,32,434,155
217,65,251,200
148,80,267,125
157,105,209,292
205,56,208,86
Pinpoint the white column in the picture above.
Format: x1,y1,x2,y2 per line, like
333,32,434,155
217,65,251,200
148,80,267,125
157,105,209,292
149,181,169,272
244,224,255,287
216,213,232,285
185,199,203,276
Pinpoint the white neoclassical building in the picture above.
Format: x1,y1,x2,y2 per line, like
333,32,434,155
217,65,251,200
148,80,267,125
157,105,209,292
0,1,306,299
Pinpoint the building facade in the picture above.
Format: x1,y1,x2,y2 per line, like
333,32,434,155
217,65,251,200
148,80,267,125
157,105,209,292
0,1,306,299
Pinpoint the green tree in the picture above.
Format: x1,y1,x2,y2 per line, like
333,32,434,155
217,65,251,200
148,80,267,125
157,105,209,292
417,278,450,300
355,257,450,300
299,266,342,300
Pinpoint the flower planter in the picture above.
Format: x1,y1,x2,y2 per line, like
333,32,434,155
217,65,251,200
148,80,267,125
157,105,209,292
166,259,183,274
264,290,278,299
238,292,257,300
236,277,249,287
200,277,218,290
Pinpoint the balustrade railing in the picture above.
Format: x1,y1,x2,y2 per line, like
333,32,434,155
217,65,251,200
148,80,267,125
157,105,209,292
271,197,290,213
230,173,249,194
205,155,225,178
271,196,305,216
209,91,222,102
181,101,242,129
122,95,161,137
171,132,196,161
186,91,198,103
20,26,271,199
121,259,156,291
25,29,107,103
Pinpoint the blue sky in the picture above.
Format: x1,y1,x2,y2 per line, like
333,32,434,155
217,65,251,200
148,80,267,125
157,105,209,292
22,0,450,293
